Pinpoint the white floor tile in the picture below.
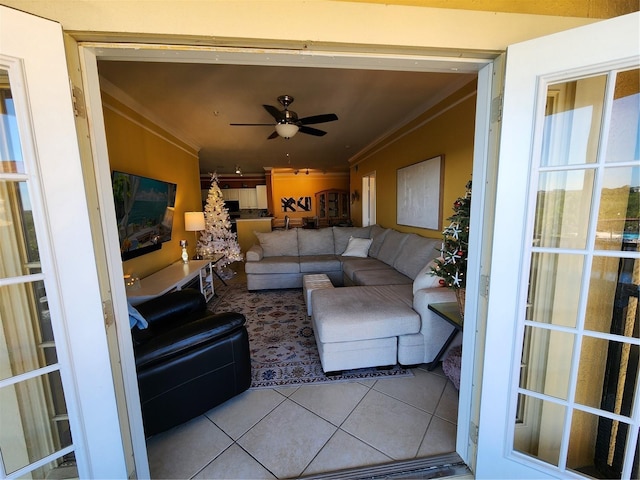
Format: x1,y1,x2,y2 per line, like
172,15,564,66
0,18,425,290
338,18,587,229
303,429,392,476
290,381,369,426
205,388,286,440
341,389,431,460
435,381,459,424
193,444,276,480
146,416,232,479
373,368,447,413
417,416,458,457
237,399,337,479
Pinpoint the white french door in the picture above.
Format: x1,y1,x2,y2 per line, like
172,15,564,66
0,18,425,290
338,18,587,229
477,13,639,479
0,6,127,478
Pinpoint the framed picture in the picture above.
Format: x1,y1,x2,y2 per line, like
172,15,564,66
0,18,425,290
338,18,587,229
397,155,443,230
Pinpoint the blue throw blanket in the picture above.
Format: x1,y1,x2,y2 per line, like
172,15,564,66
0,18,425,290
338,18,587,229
128,302,149,329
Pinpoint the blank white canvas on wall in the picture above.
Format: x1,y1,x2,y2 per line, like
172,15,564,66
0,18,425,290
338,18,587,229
397,155,443,230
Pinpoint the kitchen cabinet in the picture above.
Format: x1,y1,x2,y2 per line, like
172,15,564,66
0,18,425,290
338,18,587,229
315,189,350,227
221,188,240,201
238,188,258,209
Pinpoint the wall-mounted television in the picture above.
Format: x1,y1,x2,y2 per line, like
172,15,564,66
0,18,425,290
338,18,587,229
111,171,177,261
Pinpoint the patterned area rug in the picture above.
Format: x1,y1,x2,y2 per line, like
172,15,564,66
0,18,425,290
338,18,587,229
208,282,413,388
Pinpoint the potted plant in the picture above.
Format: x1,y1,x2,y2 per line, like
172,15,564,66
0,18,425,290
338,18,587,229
431,179,472,319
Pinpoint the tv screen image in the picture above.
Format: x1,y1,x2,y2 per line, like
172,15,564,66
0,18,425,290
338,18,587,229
111,171,177,260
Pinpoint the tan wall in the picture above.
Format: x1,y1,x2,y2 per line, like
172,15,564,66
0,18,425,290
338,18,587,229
351,79,477,236
102,93,202,278
270,171,349,223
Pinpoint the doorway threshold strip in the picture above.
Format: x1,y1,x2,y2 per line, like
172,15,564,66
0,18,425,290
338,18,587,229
298,453,471,480
208,283,413,388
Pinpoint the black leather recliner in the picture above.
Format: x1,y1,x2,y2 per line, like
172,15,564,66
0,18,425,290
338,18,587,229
131,288,251,436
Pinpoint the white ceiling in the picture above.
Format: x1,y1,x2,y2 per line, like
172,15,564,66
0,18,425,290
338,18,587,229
97,61,476,175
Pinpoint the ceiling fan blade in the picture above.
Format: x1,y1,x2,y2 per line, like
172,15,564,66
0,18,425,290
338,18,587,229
267,131,279,139
230,123,274,126
263,104,282,120
299,126,327,137
298,113,338,125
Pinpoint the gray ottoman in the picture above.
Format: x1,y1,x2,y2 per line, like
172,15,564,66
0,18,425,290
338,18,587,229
303,273,334,316
311,285,420,373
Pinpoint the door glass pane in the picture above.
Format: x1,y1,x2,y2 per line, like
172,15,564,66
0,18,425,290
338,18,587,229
520,326,574,400
605,68,640,164
575,336,637,413
0,282,57,381
585,255,639,337
542,75,607,167
0,70,25,174
0,371,72,475
566,409,632,478
0,180,41,278
527,253,584,327
514,394,566,466
596,166,640,250
533,170,594,249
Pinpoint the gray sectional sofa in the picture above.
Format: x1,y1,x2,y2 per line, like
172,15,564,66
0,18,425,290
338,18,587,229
244,225,459,372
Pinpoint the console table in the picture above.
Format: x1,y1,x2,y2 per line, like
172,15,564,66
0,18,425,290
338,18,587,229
126,259,216,305
427,302,463,371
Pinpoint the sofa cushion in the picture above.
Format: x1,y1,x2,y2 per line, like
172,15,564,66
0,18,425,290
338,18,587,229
353,268,412,286
255,229,298,257
332,226,372,255
311,285,418,343
412,258,444,294
299,255,342,273
245,244,263,262
341,257,392,282
342,236,373,258
376,230,409,266
244,256,300,274
368,225,389,258
393,235,440,280
298,227,334,256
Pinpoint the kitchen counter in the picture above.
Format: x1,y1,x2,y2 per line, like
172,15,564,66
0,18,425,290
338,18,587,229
235,218,272,254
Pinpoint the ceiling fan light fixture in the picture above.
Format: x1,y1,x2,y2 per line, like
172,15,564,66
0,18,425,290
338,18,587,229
275,122,299,139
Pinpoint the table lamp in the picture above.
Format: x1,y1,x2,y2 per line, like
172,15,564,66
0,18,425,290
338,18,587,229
184,211,205,259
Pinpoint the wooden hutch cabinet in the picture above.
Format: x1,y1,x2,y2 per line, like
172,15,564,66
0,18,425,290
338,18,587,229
315,189,350,227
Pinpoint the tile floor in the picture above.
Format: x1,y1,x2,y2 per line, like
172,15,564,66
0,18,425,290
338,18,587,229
146,364,459,479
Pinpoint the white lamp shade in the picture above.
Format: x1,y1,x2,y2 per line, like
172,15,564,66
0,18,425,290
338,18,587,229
184,211,205,231
275,123,299,138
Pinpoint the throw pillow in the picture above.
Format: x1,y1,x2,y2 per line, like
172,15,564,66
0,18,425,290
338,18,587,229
128,303,148,329
341,236,372,258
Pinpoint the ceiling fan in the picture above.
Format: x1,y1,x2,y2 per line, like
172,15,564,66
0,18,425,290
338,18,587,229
230,95,338,139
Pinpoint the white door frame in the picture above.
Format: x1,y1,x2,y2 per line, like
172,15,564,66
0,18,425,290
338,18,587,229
75,40,495,470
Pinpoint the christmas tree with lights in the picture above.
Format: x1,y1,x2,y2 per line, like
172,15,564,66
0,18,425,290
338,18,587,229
197,173,242,277
431,179,472,290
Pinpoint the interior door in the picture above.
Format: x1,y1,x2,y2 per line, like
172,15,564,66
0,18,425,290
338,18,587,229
476,12,639,479
0,6,128,478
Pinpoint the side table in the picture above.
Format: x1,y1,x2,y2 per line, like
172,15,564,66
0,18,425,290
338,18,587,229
427,302,463,371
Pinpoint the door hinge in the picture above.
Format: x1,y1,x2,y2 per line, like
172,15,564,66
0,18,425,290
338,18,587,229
70,82,86,118
479,274,490,298
469,421,479,444
490,94,503,123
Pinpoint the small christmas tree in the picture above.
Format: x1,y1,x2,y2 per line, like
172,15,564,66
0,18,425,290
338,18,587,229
197,173,242,277
431,180,472,289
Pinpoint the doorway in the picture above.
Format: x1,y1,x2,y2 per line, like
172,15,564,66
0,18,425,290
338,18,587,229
79,41,493,476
